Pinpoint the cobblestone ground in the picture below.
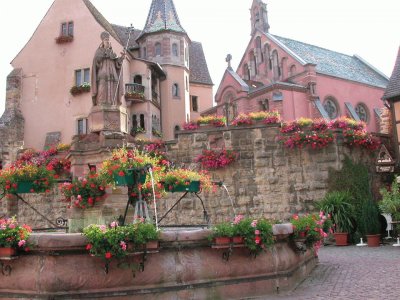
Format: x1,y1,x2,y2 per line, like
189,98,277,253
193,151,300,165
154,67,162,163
253,242,400,300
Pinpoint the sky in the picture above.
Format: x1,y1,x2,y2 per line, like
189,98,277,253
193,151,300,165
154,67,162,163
0,0,399,115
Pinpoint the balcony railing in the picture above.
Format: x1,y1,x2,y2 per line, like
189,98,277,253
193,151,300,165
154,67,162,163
125,83,145,102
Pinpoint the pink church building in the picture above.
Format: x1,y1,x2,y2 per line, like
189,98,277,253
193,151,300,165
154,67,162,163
0,0,213,154
207,0,389,133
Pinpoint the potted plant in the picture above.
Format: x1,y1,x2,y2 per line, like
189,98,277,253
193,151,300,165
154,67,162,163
360,198,382,247
130,220,160,250
197,115,226,128
161,168,213,193
248,110,281,124
0,164,56,194
231,113,252,126
379,178,400,233
316,191,355,246
70,82,90,96
210,221,234,245
290,214,330,254
83,222,131,260
0,217,32,257
231,217,275,255
59,170,108,209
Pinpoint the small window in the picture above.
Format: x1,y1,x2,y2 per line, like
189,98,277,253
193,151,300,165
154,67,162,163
140,114,145,129
172,43,178,56
75,68,90,86
324,97,340,120
143,47,147,59
185,47,189,64
191,96,198,112
77,118,88,135
132,115,138,128
61,21,74,36
174,125,180,139
155,42,162,56
172,83,179,97
133,75,142,85
355,103,369,123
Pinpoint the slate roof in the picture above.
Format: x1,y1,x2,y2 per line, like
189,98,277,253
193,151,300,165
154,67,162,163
139,0,186,39
272,35,389,89
189,42,213,85
383,48,400,100
83,0,122,45
112,25,141,50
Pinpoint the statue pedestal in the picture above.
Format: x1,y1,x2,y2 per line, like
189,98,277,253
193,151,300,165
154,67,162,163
88,105,128,133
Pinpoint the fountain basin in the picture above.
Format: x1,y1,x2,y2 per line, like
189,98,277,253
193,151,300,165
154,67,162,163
0,224,317,299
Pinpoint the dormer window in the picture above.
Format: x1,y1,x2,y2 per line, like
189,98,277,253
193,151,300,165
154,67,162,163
56,21,74,44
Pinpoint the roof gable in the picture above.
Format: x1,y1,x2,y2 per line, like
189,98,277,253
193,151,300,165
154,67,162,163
273,35,389,88
215,67,249,101
383,48,400,100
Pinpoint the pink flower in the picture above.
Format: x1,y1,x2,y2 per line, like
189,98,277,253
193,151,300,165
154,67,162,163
120,241,127,251
254,230,260,235
86,244,92,250
18,240,26,247
251,220,258,228
233,214,244,225
105,252,112,259
99,225,107,232
110,221,118,228
8,223,16,229
255,236,261,244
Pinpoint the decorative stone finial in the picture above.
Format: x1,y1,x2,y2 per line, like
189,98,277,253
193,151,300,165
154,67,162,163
226,54,232,68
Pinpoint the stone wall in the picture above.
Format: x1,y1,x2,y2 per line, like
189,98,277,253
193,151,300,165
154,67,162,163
2,124,388,229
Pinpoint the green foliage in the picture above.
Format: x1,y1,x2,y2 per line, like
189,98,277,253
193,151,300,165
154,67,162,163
290,214,330,248
379,178,400,221
316,191,355,233
327,156,380,239
210,221,234,238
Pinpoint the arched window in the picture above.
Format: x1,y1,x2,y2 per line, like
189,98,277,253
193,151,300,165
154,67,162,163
172,43,178,56
243,64,250,80
264,43,271,73
249,50,257,76
255,37,263,62
172,83,179,97
133,75,142,84
142,47,147,59
272,50,280,80
155,42,162,56
355,103,369,123
289,65,296,77
323,97,340,120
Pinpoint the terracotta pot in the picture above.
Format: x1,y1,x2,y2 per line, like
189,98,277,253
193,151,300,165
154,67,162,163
366,234,381,247
0,247,17,257
214,237,231,245
333,232,348,246
146,240,159,250
232,236,244,244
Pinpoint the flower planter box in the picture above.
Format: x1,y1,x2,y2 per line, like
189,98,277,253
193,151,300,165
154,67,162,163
232,236,244,244
214,236,231,245
146,240,159,250
16,181,35,193
164,181,200,193
0,247,17,257
113,170,147,186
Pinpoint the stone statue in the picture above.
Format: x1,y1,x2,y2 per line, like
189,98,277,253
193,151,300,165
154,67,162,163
91,32,125,106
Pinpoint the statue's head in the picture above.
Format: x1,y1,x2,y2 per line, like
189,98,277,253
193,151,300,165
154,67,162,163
100,31,110,41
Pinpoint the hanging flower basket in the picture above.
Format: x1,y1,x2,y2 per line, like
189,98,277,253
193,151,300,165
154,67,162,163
164,180,200,193
113,168,147,186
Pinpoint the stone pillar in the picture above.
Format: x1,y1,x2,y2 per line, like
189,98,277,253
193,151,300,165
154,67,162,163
88,105,128,133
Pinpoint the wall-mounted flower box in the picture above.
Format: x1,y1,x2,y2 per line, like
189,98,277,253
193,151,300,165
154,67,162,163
164,180,201,193
16,181,34,193
55,35,73,44
113,169,147,187
70,83,90,96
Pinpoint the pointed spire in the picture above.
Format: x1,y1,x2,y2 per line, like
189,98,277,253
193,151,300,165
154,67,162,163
251,0,270,35
140,0,186,37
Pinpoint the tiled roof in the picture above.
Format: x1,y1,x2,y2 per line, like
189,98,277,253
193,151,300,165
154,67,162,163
83,0,122,45
112,25,141,50
383,48,400,100
189,42,213,85
139,0,186,38
273,35,389,89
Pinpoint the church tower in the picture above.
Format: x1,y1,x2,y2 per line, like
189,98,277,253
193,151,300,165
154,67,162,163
250,0,270,35
137,0,191,140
